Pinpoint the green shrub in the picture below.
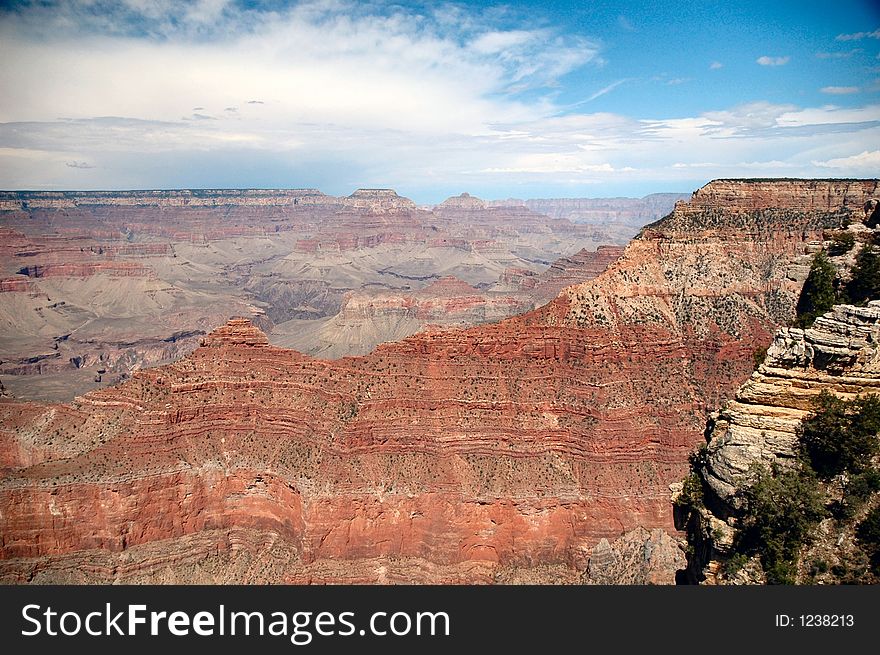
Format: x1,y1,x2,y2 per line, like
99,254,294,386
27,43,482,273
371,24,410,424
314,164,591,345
827,231,856,256
740,463,826,584
798,392,880,479
752,345,768,370
846,246,880,305
795,252,838,328
676,471,704,510
856,506,880,573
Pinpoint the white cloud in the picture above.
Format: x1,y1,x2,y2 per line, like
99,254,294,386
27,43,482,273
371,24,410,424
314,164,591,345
836,28,880,41
703,101,797,130
0,1,878,197
821,86,860,94
583,79,628,102
811,150,880,169
470,30,535,54
709,61,723,70
756,55,790,66
816,49,862,59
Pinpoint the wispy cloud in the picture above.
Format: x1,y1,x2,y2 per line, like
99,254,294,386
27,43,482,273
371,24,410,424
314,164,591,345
836,28,880,41
821,86,860,94
816,49,862,59
617,16,636,32
756,55,790,66
709,61,723,70
583,79,629,103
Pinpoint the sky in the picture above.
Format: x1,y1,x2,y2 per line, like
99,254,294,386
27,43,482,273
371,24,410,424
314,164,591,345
0,0,878,203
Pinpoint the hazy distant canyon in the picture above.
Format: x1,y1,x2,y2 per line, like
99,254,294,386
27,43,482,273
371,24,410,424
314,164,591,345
0,188,682,401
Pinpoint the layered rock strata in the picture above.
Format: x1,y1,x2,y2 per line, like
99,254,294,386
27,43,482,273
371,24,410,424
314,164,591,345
680,300,880,583
0,188,609,399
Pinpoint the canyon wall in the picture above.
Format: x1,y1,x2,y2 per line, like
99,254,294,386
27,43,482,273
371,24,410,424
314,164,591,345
0,179,876,583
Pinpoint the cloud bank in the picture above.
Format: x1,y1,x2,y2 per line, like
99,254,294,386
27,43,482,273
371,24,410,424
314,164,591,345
0,1,878,200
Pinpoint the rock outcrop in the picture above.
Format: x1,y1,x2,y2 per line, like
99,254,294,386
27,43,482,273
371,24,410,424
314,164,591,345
703,302,880,505
0,178,876,584
680,300,880,583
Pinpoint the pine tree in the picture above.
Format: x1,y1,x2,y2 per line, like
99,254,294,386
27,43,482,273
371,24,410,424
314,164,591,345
795,252,837,328
846,246,880,305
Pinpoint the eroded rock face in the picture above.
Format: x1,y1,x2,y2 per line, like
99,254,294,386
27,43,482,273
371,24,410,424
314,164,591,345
0,179,876,584
680,299,880,584
583,527,686,585
703,301,880,506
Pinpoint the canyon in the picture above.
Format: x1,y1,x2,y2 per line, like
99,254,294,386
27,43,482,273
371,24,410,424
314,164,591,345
0,189,664,401
1,178,875,584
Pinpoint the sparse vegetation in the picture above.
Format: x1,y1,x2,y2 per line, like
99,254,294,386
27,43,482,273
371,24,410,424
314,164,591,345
723,552,749,576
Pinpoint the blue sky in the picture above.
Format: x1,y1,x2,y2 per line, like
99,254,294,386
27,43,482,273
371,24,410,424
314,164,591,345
0,0,878,202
